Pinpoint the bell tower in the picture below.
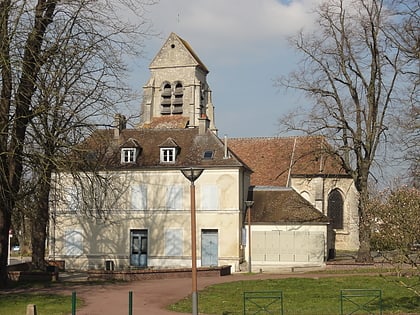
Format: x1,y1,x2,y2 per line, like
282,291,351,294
139,33,217,133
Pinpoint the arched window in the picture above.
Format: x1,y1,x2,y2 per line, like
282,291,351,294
172,82,183,114
327,189,344,229
161,83,171,114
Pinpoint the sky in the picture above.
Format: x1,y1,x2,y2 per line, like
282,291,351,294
127,0,321,138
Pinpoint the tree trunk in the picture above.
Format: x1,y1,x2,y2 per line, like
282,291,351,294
355,172,373,263
0,203,12,288
30,171,52,271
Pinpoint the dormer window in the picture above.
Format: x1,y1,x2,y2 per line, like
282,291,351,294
160,148,176,163
121,148,137,164
120,138,141,164
203,150,214,160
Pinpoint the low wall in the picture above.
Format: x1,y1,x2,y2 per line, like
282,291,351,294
8,271,58,282
88,265,231,281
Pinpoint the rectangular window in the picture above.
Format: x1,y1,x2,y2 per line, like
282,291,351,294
65,185,79,211
201,185,219,210
64,230,83,256
166,185,183,210
165,229,183,256
131,185,147,210
121,148,136,163
160,148,176,163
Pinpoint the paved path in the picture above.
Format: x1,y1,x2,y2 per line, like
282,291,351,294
65,272,356,315
50,272,328,315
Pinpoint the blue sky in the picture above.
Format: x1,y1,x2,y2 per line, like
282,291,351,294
128,0,320,138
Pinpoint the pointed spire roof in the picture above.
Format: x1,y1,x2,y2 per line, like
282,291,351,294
149,33,209,73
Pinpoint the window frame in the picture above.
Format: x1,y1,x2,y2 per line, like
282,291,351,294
64,229,83,256
201,184,219,210
166,185,183,210
160,147,176,163
121,148,137,164
164,228,183,256
327,189,344,230
131,184,148,210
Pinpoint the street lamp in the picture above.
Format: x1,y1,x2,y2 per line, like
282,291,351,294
244,200,254,273
181,167,204,315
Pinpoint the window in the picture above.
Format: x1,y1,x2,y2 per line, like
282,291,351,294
166,185,183,210
165,229,183,256
201,185,219,210
131,185,147,210
203,150,214,160
160,82,184,115
64,230,83,256
327,189,344,229
160,148,176,163
65,185,79,211
173,82,183,114
161,83,172,114
121,148,136,164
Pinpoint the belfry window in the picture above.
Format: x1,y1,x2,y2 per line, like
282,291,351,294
173,83,183,114
160,82,183,115
327,189,344,229
161,83,172,114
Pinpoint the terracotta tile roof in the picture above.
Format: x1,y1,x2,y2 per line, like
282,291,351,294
228,136,348,186
75,127,245,170
248,187,329,224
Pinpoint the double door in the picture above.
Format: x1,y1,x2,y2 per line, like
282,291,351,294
130,230,148,267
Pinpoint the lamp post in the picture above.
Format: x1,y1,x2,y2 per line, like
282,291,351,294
181,167,204,315
244,201,254,273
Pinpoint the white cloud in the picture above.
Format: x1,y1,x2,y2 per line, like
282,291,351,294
147,0,319,62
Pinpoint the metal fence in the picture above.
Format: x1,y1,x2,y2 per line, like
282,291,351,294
243,291,284,315
340,289,382,315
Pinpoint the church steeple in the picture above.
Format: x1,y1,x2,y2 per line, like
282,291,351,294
139,33,217,134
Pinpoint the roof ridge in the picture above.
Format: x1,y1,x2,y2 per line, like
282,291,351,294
228,135,324,141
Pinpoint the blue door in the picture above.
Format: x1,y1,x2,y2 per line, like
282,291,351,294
201,230,218,266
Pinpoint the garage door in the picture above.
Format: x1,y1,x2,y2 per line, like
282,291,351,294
252,231,325,263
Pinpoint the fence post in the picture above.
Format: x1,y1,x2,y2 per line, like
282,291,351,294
129,291,133,315
26,304,37,315
72,291,76,315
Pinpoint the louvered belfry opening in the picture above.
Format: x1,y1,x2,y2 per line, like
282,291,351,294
160,82,183,115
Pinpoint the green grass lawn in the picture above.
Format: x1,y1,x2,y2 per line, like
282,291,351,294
168,275,420,315
0,293,82,315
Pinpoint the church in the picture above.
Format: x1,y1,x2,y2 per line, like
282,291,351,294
49,33,359,272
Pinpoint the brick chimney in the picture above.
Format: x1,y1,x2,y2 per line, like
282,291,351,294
114,114,127,140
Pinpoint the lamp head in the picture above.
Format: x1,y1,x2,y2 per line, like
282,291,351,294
245,200,254,208
181,167,204,183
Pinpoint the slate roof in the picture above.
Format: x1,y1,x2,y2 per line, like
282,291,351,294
228,136,348,186
76,127,246,170
247,187,329,224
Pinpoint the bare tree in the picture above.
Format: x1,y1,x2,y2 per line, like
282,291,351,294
276,0,418,262
387,0,420,187
370,186,420,296
0,0,153,287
